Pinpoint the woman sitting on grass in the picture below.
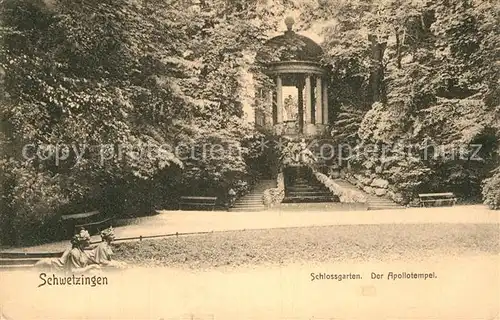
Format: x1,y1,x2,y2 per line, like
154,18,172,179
89,227,127,269
34,241,73,272
65,229,101,274
34,229,96,273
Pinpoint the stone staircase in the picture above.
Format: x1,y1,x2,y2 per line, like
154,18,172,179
332,179,404,210
0,251,64,271
230,180,276,212
283,167,339,203
0,257,38,270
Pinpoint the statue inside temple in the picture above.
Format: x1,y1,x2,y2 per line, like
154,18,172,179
283,94,298,121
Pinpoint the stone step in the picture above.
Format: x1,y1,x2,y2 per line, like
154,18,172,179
367,202,403,206
233,201,265,206
235,196,263,201
282,196,337,203
369,204,401,208
288,189,324,193
287,192,332,197
0,264,34,270
368,200,400,207
291,186,313,190
366,198,401,203
366,197,392,200
287,186,321,190
234,204,264,208
368,205,402,208
230,208,266,212
290,182,326,187
0,252,62,259
233,203,265,208
282,200,337,204
238,197,264,201
287,189,330,193
231,203,266,208
288,189,329,193
232,179,276,210
293,184,321,189
232,205,263,209
237,195,264,201
292,182,321,186
0,258,40,266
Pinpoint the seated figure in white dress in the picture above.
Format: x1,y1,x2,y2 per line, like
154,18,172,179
88,227,127,269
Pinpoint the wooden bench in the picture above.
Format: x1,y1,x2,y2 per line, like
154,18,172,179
61,211,99,237
179,196,217,211
61,210,100,222
60,211,114,237
75,216,114,235
418,193,457,207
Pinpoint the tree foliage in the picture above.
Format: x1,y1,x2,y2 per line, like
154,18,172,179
0,0,287,245
311,0,499,203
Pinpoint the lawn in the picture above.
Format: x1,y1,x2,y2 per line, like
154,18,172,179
113,223,500,269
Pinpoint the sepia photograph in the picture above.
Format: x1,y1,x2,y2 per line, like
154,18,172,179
0,0,499,319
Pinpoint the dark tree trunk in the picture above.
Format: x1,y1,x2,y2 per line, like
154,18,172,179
395,29,402,69
368,34,387,103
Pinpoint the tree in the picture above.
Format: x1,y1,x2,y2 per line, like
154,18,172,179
305,0,500,204
0,0,287,244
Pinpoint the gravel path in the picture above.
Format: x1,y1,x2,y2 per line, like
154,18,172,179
114,223,500,269
3,205,499,253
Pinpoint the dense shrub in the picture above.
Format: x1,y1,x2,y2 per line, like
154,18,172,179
1,163,69,245
0,0,276,246
320,0,499,205
482,167,500,210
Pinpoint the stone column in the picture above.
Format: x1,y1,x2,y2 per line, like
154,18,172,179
297,80,304,134
268,89,274,126
304,75,311,125
276,75,283,123
322,80,328,124
315,76,322,124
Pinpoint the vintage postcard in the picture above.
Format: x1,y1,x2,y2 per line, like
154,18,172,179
0,0,499,319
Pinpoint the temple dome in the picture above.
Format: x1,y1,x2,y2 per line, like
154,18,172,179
255,17,323,64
